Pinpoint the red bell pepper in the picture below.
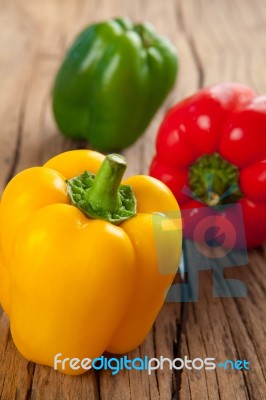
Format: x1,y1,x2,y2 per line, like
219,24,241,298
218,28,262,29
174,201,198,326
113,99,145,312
150,82,266,249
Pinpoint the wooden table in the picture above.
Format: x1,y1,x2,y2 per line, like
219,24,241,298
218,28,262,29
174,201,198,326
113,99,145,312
0,0,265,399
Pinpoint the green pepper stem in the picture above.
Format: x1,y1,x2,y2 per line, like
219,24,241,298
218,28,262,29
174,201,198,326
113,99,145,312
202,172,220,206
189,153,242,207
84,154,127,214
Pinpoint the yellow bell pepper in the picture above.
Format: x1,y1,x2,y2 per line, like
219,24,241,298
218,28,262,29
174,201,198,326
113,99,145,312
0,150,182,375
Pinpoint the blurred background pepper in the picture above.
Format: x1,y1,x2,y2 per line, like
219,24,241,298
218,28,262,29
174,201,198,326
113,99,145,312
150,82,266,248
53,17,178,151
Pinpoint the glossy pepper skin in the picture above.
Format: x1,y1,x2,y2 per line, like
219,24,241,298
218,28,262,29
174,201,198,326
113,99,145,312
0,150,182,375
150,82,266,248
52,17,178,151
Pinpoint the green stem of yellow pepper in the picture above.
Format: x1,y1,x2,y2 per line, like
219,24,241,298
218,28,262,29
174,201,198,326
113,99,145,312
66,154,137,224
85,154,126,214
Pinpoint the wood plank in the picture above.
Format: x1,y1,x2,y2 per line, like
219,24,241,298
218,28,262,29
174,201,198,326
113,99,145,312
179,248,266,400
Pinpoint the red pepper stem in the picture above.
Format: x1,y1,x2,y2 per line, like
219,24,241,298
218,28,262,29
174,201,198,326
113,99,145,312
201,171,220,206
189,153,242,206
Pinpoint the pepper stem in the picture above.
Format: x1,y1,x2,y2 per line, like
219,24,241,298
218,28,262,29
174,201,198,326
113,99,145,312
203,172,220,206
189,153,242,206
84,154,126,214
66,153,136,224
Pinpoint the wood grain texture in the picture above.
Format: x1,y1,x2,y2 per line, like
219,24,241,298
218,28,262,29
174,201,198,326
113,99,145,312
0,0,265,399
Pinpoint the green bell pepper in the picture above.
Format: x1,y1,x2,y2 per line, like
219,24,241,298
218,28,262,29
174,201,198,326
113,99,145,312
52,17,178,151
